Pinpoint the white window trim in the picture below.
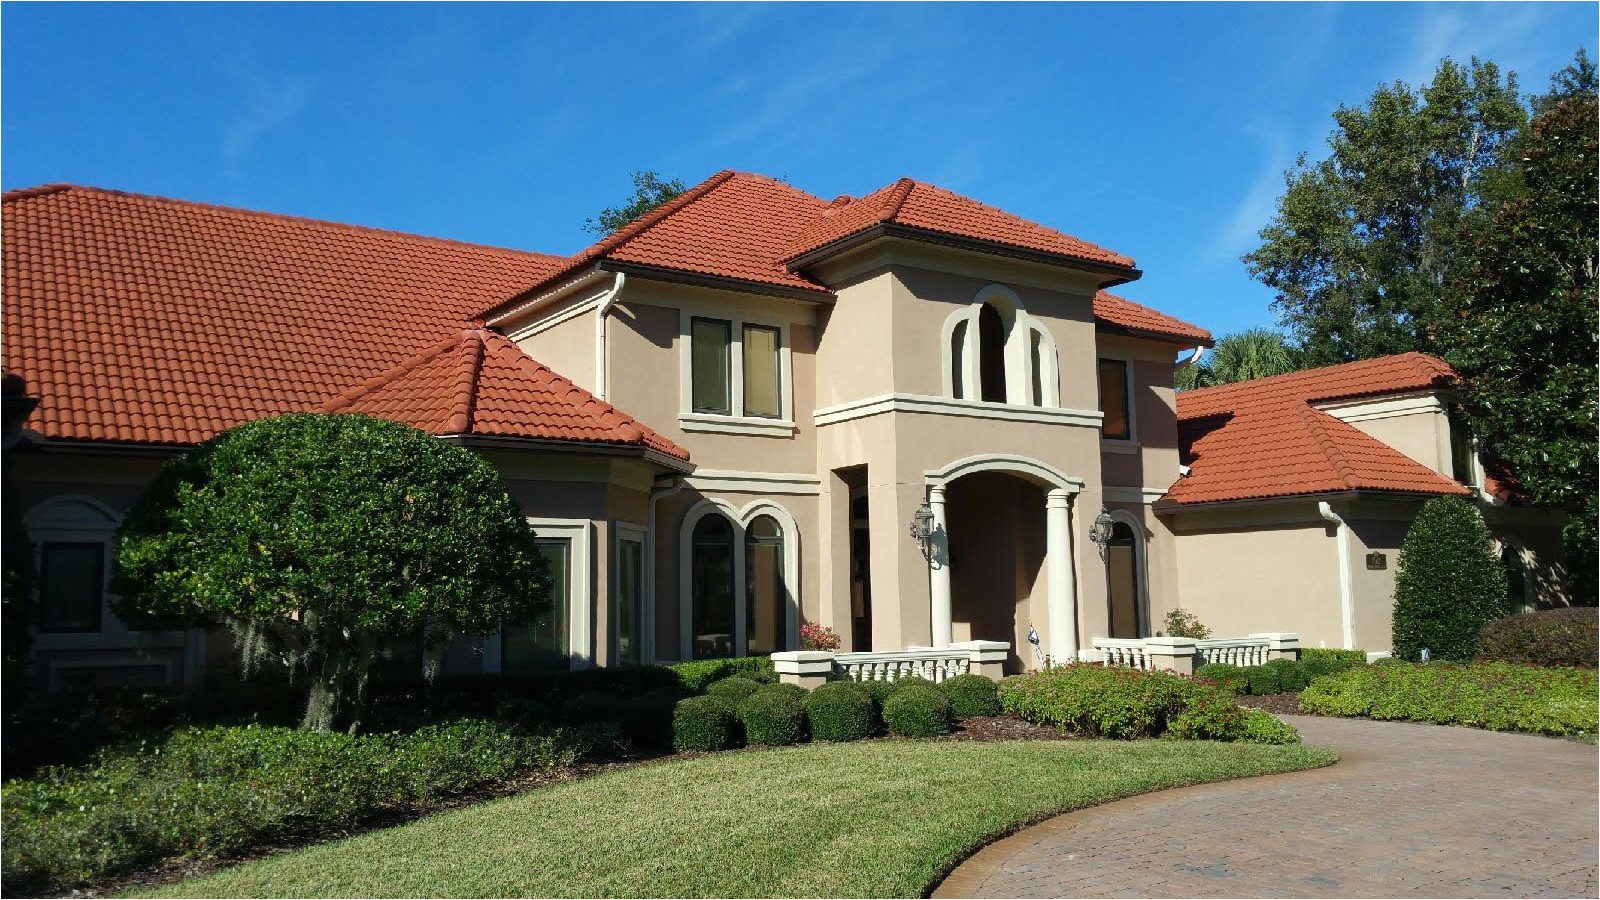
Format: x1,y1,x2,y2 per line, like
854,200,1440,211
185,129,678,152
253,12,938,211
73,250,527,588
1097,354,1137,444
813,393,1101,428
678,498,801,661
679,307,796,433
487,517,594,672
1103,509,1152,638
940,284,1059,408
613,522,650,665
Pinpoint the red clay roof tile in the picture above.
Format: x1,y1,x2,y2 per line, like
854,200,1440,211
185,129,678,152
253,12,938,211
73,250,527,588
1093,291,1211,345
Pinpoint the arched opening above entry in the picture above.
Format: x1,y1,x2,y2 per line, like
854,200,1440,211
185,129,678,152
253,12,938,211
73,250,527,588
940,285,1059,407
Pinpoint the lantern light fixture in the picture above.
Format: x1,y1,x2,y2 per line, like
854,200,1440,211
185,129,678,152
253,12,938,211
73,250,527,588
909,500,936,562
1090,509,1116,562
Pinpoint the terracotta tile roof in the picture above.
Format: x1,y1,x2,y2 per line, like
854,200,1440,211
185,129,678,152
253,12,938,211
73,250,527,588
783,178,1137,271
1167,353,1470,505
1093,291,1211,345
323,330,689,460
0,184,670,453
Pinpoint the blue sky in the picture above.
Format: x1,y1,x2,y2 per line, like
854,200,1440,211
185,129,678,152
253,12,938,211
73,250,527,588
3,3,1591,336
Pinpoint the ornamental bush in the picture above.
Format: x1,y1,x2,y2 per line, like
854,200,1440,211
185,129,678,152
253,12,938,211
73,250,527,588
736,690,807,746
671,696,739,752
755,682,809,702
111,413,551,732
1241,665,1282,695
939,674,1001,717
562,691,629,725
1392,496,1510,661
1235,709,1303,744
1162,607,1212,639
1477,608,1598,668
803,683,876,742
856,679,897,715
1298,661,1597,736
669,657,776,693
1300,648,1366,682
1264,658,1310,692
704,676,762,703
1193,663,1247,694
882,685,954,738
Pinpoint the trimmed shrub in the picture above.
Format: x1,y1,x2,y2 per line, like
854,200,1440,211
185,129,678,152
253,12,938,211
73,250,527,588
669,659,737,693
1478,608,1598,668
671,696,739,752
1299,661,1598,736
562,691,629,725
889,675,936,691
882,685,954,738
939,674,1001,717
1392,496,1510,661
727,657,778,684
1165,688,1247,740
1264,658,1310,692
803,683,876,742
756,682,809,702
998,664,1274,743
1193,663,1247,694
856,679,897,715
1300,648,1365,682
736,690,807,746
625,689,683,750
704,676,762,703
1241,665,1282,695
1236,709,1302,744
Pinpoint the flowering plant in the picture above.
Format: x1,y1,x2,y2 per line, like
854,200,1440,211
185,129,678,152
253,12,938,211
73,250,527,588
799,622,841,651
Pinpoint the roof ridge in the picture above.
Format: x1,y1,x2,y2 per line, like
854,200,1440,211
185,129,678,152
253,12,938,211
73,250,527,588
323,332,465,412
2,182,563,262
1299,406,1358,488
883,178,917,220
449,330,487,434
1180,351,1457,403
479,333,642,441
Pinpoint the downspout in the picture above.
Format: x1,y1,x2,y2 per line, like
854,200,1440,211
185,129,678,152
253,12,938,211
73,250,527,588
593,271,627,400
1175,345,1206,371
645,475,685,664
1317,501,1356,650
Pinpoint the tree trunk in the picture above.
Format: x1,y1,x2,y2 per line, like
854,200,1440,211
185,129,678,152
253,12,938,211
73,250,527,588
301,669,340,732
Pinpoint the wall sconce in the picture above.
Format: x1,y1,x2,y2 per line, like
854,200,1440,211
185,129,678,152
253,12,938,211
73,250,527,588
908,500,936,562
1090,509,1116,562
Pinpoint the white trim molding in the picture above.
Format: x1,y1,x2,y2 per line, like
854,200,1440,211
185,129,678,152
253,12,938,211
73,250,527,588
677,305,796,431
679,412,797,437
938,284,1060,407
1102,508,1152,638
683,470,822,495
813,392,1102,428
1315,391,1442,424
519,517,595,670
612,522,649,665
678,498,802,661
1103,486,1169,505
925,453,1085,493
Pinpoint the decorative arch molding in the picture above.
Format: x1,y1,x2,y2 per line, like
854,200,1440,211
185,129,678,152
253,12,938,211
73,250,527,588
924,453,1085,493
677,497,802,661
24,494,121,531
940,284,1059,407
1102,507,1151,637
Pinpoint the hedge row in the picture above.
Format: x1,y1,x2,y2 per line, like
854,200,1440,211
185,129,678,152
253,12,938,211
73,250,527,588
1196,651,1369,697
1477,609,1597,668
1,719,588,891
1298,661,1598,736
997,664,1300,744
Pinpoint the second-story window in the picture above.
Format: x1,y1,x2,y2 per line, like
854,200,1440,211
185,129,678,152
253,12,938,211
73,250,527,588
690,317,732,414
742,324,781,418
1098,358,1132,440
1447,405,1476,486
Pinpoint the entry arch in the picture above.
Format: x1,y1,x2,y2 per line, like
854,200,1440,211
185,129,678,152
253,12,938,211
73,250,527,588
1102,508,1151,639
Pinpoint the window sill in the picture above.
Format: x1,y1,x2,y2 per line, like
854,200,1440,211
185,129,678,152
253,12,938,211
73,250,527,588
1101,439,1140,454
680,413,796,437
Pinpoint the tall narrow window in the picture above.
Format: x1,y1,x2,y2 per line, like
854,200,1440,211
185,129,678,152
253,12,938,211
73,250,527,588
504,538,569,671
1447,406,1475,486
37,542,103,633
1029,330,1044,406
742,324,781,418
615,536,644,665
949,319,968,399
745,515,786,655
1098,358,1131,440
692,515,736,659
690,318,732,414
978,303,1006,403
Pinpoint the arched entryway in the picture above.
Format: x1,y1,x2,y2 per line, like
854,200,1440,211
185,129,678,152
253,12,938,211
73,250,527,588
1103,511,1149,639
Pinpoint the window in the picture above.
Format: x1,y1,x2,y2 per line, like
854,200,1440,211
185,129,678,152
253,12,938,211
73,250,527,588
503,538,570,672
745,515,785,655
1501,542,1532,614
38,542,104,633
1447,406,1476,486
690,317,732,414
977,302,1007,403
1029,331,1044,406
691,515,736,659
742,324,781,419
615,535,644,665
950,320,969,400
940,286,1058,409
1098,358,1131,440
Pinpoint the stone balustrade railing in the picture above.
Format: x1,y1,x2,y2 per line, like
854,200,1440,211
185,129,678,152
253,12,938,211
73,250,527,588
773,640,1009,689
1084,632,1300,675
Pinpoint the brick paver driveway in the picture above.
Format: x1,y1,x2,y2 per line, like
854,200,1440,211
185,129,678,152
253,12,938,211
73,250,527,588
934,715,1598,898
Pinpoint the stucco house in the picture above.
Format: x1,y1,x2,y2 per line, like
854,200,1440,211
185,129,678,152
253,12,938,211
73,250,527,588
1,172,1568,691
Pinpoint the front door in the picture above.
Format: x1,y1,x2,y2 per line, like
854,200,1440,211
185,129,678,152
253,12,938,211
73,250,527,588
1106,521,1144,638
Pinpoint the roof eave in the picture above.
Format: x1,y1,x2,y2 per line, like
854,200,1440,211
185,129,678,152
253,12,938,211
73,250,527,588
1155,486,1466,513
440,433,694,473
786,222,1142,288
1095,321,1215,348
597,259,834,304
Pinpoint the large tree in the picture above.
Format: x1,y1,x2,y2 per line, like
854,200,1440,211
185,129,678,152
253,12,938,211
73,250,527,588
1432,59,1598,603
1175,328,1299,390
583,170,687,236
113,413,551,732
1245,58,1526,366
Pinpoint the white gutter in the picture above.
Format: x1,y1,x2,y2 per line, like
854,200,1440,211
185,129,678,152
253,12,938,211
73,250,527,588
1176,345,1206,370
1317,501,1357,650
592,271,627,400
645,475,685,664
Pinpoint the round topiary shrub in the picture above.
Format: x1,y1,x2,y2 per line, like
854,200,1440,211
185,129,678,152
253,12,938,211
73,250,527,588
856,679,896,713
704,676,761,703
736,689,807,746
889,676,936,692
672,696,739,751
803,682,876,742
755,682,809,702
1194,663,1247,694
626,688,683,750
1241,665,1282,695
1264,658,1310,692
939,673,1001,717
1393,495,1510,661
882,684,953,738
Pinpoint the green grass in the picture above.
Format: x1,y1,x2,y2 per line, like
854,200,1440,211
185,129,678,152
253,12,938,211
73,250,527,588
140,739,1335,898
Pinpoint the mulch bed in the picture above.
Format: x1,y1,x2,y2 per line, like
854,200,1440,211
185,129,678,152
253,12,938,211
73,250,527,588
1237,692,1304,716
941,715,1071,742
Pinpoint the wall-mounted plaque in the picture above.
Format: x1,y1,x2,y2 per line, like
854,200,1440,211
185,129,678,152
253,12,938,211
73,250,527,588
1366,551,1387,570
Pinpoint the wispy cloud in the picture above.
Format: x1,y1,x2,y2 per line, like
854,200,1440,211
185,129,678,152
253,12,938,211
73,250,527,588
221,75,315,180
1205,122,1292,264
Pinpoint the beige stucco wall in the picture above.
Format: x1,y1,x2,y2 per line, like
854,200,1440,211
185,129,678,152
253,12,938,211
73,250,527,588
1317,393,1453,477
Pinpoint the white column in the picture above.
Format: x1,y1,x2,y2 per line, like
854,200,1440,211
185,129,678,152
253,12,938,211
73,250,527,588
1046,488,1078,665
928,484,953,649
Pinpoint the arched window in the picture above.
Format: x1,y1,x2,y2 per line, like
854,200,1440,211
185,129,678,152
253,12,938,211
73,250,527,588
691,514,736,659
977,302,1007,403
950,319,969,400
745,515,786,655
1105,514,1149,639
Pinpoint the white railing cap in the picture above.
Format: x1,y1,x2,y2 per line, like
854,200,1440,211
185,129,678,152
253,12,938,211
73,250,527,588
771,650,836,675
1142,636,1199,651
837,649,967,664
1248,632,1301,648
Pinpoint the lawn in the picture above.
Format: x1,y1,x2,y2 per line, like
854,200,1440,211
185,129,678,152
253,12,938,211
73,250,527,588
142,738,1335,898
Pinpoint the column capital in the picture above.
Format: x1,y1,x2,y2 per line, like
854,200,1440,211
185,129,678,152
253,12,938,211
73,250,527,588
928,483,947,503
1046,487,1072,508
